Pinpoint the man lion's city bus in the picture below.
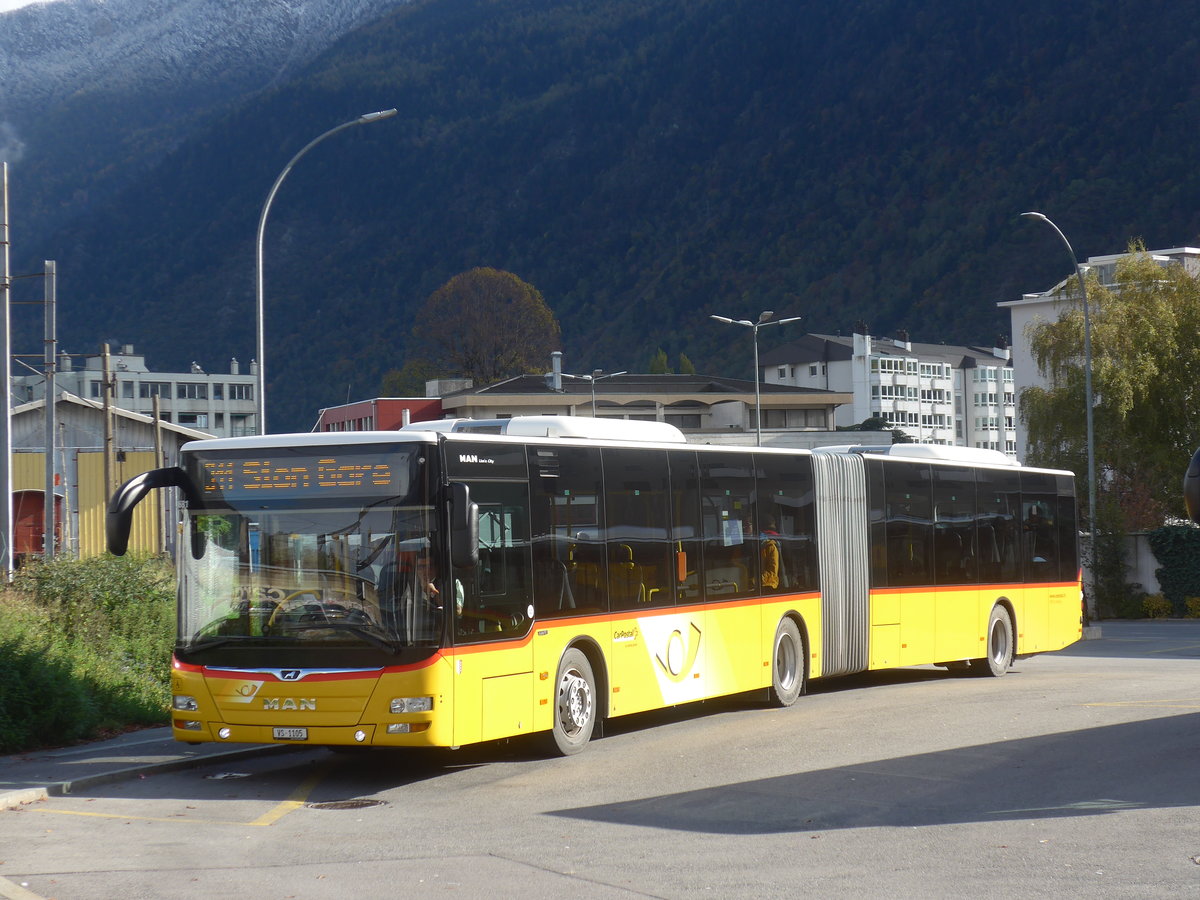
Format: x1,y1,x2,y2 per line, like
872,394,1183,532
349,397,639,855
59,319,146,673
107,416,1082,755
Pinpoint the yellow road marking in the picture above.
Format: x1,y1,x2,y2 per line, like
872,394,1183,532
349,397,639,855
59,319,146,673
248,763,332,827
31,762,334,828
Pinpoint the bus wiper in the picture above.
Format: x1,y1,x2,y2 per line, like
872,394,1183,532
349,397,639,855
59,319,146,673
185,635,257,652
288,622,402,654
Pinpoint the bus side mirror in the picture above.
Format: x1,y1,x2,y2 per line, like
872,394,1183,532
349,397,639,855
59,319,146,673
450,482,479,569
107,466,204,557
1186,448,1200,524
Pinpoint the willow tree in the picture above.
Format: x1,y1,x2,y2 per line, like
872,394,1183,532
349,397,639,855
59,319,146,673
1021,242,1200,528
412,268,561,385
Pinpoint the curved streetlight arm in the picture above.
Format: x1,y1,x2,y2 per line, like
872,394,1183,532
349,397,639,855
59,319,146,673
254,108,397,434
757,315,803,329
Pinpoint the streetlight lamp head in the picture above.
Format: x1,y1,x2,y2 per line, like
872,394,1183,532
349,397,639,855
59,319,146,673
359,108,398,123
710,315,734,324
757,310,775,324
1020,211,1048,222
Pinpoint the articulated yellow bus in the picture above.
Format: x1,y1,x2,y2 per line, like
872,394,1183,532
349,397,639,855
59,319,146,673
107,416,1082,755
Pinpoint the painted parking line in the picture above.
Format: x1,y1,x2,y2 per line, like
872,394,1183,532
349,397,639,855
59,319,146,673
30,762,334,828
0,874,46,900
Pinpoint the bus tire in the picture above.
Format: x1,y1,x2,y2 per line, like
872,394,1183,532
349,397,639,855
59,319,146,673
974,605,1014,677
550,648,597,756
769,617,806,707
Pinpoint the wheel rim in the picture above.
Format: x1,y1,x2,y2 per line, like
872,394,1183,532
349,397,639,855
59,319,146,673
557,667,592,737
989,616,1010,665
775,631,799,691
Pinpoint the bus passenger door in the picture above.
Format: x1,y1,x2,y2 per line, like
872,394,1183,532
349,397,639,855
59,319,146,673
448,477,535,746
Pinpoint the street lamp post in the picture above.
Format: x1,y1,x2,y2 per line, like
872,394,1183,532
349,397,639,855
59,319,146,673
585,370,626,417
1021,211,1097,615
561,369,627,416
710,311,801,445
255,108,397,434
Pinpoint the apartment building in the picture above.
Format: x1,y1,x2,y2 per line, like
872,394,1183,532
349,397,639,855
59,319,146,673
760,326,1017,456
14,344,255,438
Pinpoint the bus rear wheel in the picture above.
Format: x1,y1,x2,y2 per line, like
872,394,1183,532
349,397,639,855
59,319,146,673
769,617,806,707
974,605,1014,677
550,648,597,756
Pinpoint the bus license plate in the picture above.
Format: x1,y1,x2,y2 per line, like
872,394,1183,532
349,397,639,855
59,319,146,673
273,727,308,741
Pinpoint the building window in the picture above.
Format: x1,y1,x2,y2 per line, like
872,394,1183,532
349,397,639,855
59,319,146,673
215,413,224,428
177,383,208,400
139,382,171,398
809,365,817,376
121,381,134,399
90,381,103,398
778,367,788,379
228,383,254,401
213,384,224,400
178,413,208,428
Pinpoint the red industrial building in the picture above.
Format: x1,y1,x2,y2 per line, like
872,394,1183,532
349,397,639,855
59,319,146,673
313,397,444,432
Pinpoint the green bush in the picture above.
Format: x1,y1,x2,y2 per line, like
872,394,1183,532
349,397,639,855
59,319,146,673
1148,525,1200,614
1186,597,1200,619
1141,593,1173,619
0,555,175,753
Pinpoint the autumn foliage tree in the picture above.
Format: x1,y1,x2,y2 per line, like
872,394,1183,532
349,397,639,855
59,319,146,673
411,268,561,386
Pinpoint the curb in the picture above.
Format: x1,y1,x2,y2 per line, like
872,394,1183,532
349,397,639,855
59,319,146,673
0,743,297,811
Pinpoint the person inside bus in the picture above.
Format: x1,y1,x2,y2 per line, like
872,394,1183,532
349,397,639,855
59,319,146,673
760,514,782,592
379,547,443,641
1023,504,1055,565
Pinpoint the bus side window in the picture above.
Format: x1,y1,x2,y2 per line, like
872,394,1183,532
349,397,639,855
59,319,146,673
1020,472,1059,582
453,481,532,642
699,452,757,600
602,447,674,610
883,460,933,587
529,445,607,618
753,452,817,594
669,449,703,603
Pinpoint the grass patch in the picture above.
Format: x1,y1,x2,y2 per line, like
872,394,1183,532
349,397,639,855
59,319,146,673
0,555,175,754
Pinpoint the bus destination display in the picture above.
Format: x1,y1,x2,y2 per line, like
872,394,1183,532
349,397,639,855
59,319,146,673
195,453,404,500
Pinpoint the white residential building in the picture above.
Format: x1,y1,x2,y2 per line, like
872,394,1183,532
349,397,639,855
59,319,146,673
760,327,1017,456
14,344,256,439
999,246,1200,460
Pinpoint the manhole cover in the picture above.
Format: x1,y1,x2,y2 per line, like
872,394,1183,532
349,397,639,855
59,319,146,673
306,798,387,811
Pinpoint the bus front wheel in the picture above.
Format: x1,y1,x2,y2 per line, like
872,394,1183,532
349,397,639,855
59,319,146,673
769,617,806,707
550,648,597,756
974,605,1014,677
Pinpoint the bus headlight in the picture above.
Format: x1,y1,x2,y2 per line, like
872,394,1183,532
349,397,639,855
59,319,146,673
387,723,430,734
390,697,433,713
173,695,199,711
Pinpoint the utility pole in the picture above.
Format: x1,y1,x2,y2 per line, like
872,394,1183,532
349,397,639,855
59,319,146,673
102,343,115,507
0,164,13,577
153,393,165,554
42,261,56,559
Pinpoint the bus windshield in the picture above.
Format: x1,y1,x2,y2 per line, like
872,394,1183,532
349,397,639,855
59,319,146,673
177,445,443,657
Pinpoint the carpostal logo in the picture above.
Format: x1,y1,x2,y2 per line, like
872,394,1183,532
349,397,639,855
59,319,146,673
655,622,702,683
613,626,639,643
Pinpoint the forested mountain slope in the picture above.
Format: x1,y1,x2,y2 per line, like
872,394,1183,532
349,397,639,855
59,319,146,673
8,0,1198,431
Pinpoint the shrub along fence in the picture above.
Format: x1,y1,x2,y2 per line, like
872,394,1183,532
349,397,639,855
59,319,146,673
0,554,174,754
